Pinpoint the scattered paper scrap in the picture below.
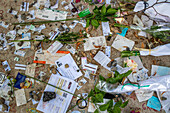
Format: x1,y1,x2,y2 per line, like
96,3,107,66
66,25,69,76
102,22,111,36
35,8,67,21
15,89,27,106
135,89,153,102
47,41,63,55
151,65,170,77
2,61,11,72
37,73,77,113
112,35,135,51
84,36,107,51
94,51,111,71
55,54,82,80
34,50,69,64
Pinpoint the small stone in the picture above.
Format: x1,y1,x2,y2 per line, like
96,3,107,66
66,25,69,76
21,14,26,20
0,97,5,104
71,8,78,13
58,25,65,31
8,91,13,95
43,91,56,102
2,104,8,111
14,15,18,19
27,62,30,65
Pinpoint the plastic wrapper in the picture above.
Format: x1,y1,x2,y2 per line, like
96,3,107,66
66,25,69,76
134,0,170,23
121,44,170,57
140,43,170,56
157,91,170,113
96,75,170,94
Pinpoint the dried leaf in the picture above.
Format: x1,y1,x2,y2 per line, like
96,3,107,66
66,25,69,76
141,42,145,49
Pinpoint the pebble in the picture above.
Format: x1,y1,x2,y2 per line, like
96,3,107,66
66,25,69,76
43,91,56,102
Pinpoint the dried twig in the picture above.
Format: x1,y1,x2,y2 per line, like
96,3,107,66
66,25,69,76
115,0,170,19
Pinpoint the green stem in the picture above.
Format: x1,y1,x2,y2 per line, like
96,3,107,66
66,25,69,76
21,73,82,99
11,39,82,44
12,18,81,25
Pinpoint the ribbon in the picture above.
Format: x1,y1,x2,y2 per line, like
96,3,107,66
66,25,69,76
121,83,150,90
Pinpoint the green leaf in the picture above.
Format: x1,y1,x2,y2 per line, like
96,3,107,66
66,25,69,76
94,25,99,29
94,86,100,93
106,5,111,10
114,71,120,78
107,70,132,84
91,14,96,18
88,89,94,97
108,100,113,108
107,100,114,112
98,5,103,10
99,75,106,81
94,109,99,113
106,78,117,84
101,17,110,22
107,8,117,14
101,5,106,15
113,106,121,113
115,100,122,107
95,93,104,103
99,103,110,111
86,19,90,28
93,6,100,14
100,91,106,96
91,19,99,28
7,76,11,79
92,96,97,103
121,70,132,78
86,13,93,18
121,100,129,108
12,79,17,83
